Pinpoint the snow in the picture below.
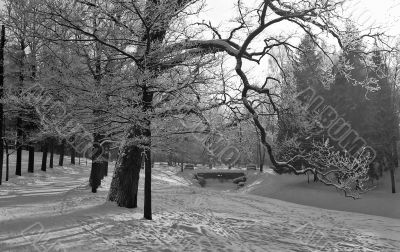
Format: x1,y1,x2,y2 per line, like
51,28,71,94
240,169,400,219
0,162,399,251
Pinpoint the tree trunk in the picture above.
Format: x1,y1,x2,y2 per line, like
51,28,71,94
108,126,143,208
100,151,109,178
0,25,4,185
143,89,153,220
28,145,34,173
49,140,54,168
16,38,25,177
90,161,101,193
90,133,108,192
4,140,9,181
103,161,108,177
314,173,318,182
41,142,48,172
15,118,22,176
390,168,396,193
144,147,152,220
71,148,75,165
59,139,65,166
391,140,398,193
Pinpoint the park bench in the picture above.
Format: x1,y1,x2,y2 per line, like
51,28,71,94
246,164,257,170
184,164,195,170
195,171,245,180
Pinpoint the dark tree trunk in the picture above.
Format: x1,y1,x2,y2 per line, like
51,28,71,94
89,37,110,191
142,88,153,220
0,25,4,184
90,161,101,193
4,140,9,181
89,133,104,193
314,173,318,182
144,147,152,219
143,90,153,220
71,148,75,165
90,133,108,193
41,142,48,172
49,140,54,168
391,141,397,193
99,151,109,179
103,161,108,177
390,168,396,193
16,38,25,177
59,139,65,166
108,126,143,208
15,118,22,176
28,145,34,173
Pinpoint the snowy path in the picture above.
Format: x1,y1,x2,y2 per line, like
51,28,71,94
0,164,399,252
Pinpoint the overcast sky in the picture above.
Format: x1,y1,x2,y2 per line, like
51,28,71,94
0,0,399,80
1,0,399,36
201,0,400,36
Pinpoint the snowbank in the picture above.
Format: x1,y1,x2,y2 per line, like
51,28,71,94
240,168,400,219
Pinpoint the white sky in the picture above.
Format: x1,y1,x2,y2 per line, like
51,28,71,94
202,0,400,37
1,0,399,84
1,0,398,37
198,0,400,85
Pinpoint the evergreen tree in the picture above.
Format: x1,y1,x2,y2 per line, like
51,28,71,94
328,25,396,181
277,34,328,177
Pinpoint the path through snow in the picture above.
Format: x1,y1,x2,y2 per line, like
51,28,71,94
0,164,399,251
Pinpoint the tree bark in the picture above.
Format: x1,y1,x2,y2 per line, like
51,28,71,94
49,140,54,168
391,141,397,193
90,133,108,192
71,148,75,164
108,126,143,208
15,38,26,177
0,25,5,184
103,160,108,177
59,139,65,166
5,141,9,181
41,142,48,172
314,173,319,182
28,145,34,173
390,168,396,193
143,89,153,220
15,118,23,176
89,161,101,193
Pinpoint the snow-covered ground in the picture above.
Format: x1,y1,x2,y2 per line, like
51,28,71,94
241,169,400,219
0,162,399,251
